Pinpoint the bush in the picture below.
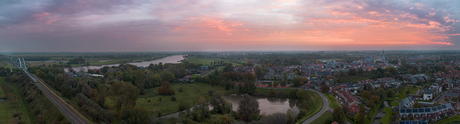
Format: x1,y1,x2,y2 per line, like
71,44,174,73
179,102,187,111
147,99,151,103
171,97,176,101
159,98,162,101
179,88,183,92
208,91,214,96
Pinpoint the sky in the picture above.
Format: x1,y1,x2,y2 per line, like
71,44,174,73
1,0,460,52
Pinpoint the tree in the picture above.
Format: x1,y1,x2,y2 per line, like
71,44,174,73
274,81,279,87
358,68,364,74
386,89,395,97
158,81,175,95
255,66,265,79
349,68,357,76
374,88,385,100
293,77,300,87
321,84,329,93
283,72,288,83
366,100,375,107
120,106,150,124
223,63,233,72
210,91,233,114
338,70,346,77
342,104,348,114
267,89,275,97
109,81,140,109
357,105,365,124
332,107,345,124
361,90,371,99
246,81,257,95
370,95,380,104
238,94,260,122
199,97,206,105
234,84,240,95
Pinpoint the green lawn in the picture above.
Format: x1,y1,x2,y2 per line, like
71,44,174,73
379,107,393,124
408,86,420,94
107,82,230,116
295,90,324,124
437,115,460,124
324,93,340,109
390,101,399,106
310,112,332,124
366,99,385,124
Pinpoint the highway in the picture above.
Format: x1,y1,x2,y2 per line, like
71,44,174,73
10,57,90,124
302,89,330,124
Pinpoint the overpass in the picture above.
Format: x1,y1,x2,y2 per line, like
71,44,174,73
9,57,90,124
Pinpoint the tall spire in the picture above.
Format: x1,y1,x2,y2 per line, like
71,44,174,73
383,49,385,64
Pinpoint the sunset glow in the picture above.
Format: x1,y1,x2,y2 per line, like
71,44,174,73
1,0,460,52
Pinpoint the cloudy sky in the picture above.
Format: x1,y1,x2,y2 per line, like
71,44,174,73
1,0,459,52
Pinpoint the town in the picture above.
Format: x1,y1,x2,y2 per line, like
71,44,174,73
1,50,460,124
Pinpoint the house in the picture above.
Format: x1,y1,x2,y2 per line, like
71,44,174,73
423,90,433,101
444,92,460,101
399,96,416,109
399,103,456,121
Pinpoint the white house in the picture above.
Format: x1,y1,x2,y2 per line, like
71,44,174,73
423,90,434,101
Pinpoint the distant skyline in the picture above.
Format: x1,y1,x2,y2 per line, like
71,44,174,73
1,0,460,52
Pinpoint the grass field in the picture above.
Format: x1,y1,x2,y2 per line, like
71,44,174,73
106,82,230,116
0,77,35,124
0,60,14,69
185,57,242,66
324,93,340,108
437,115,460,124
0,77,12,124
295,90,324,124
310,111,332,124
380,107,393,124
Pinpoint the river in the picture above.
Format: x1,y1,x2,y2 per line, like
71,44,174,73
160,96,300,119
65,55,185,72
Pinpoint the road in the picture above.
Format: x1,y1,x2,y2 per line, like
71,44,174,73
33,75,90,124
10,56,90,124
200,66,224,77
302,89,329,124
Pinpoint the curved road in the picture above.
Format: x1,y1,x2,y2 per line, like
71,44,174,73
302,89,329,124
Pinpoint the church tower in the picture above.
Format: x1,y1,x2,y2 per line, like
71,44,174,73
382,49,385,64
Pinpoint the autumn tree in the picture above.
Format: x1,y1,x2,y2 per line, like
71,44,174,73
238,94,260,122
321,84,330,93
158,81,175,95
109,81,140,109
361,90,371,99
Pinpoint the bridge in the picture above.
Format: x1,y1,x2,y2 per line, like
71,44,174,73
9,57,90,124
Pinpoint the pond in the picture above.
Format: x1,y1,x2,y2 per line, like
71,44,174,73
160,96,300,118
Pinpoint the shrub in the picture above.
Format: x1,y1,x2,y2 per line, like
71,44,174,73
179,102,187,111
159,98,162,101
171,97,176,101
208,91,214,96
147,99,151,103
179,88,183,92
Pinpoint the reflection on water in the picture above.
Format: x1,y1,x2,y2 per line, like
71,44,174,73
224,96,300,115
65,55,185,72
160,96,300,119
